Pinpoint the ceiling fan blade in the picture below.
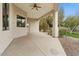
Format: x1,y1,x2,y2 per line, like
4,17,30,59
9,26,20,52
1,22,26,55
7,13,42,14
36,7,38,11
37,6,41,8
32,7,34,9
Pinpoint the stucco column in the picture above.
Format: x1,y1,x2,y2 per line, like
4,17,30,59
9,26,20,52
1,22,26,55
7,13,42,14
52,10,59,38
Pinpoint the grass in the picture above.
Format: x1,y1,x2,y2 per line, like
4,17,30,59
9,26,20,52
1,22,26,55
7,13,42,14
64,32,79,39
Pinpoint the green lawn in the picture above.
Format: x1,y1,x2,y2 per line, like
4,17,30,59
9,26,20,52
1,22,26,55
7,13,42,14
64,32,79,39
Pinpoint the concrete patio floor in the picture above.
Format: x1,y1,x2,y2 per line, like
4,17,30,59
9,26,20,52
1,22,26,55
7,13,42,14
1,32,66,56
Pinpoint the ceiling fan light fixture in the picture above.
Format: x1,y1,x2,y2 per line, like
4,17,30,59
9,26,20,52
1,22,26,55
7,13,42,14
31,3,41,11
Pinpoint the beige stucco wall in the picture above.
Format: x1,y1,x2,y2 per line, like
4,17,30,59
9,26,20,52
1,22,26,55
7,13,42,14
0,3,13,55
0,4,28,55
11,4,28,38
28,19,39,33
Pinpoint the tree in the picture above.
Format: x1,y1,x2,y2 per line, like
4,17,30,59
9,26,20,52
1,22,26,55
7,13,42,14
46,16,53,27
39,18,49,32
64,16,79,32
58,7,64,26
39,16,53,35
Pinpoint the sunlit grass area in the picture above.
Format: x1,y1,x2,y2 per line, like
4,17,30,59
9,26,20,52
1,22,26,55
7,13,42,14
64,32,79,39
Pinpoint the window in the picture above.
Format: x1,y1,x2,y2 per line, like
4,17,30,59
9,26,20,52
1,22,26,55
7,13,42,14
2,3,9,31
17,15,26,27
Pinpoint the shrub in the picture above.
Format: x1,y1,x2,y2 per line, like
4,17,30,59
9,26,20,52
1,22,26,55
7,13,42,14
59,27,69,37
47,28,52,36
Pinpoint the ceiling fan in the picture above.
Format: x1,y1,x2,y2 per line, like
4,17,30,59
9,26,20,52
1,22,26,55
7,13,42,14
32,3,41,11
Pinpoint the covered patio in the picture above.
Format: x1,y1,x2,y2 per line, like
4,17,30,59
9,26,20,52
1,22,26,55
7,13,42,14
0,3,66,56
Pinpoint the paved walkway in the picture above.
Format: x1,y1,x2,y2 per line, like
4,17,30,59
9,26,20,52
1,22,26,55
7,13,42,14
59,37,79,56
2,32,66,56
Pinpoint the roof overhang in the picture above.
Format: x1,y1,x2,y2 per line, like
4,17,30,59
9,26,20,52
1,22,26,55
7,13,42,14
14,3,57,19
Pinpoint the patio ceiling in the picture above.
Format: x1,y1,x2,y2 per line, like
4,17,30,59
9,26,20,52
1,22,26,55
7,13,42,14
14,3,55,19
